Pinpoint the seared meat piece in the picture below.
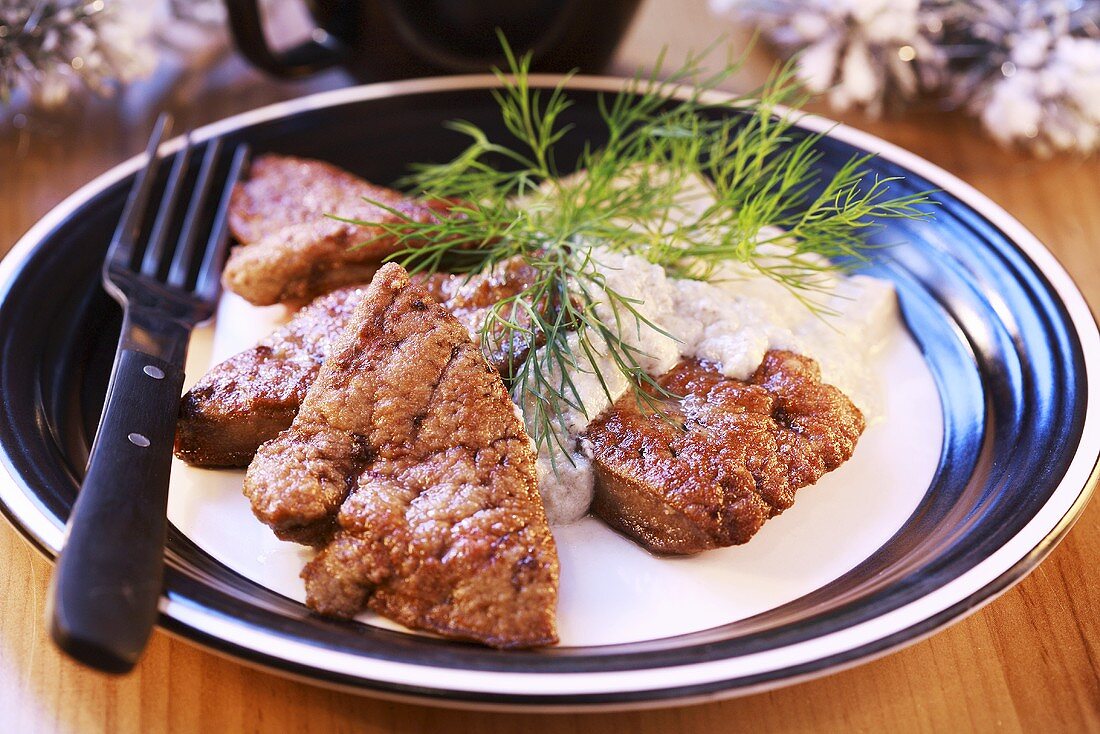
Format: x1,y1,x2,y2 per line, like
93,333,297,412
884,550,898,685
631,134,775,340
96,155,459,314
242,263,558,647
223,154,454,306
175,259,536,467
421,257,541,372
175,285,366,467
585,352,864,555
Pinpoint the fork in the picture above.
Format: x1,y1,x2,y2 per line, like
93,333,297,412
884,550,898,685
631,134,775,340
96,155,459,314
47,114,249,674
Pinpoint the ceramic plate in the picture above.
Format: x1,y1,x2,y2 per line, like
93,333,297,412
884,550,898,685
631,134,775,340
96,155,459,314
1,76,1097,710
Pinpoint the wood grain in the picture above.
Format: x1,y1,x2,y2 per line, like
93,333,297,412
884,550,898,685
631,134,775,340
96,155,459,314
1,2,1098,731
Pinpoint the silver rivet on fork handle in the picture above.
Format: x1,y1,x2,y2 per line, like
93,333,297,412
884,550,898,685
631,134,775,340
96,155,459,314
127,433,151,448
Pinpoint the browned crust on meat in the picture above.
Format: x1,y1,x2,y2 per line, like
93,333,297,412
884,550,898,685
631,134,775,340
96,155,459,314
417,257,541,373
175,260,538,468
586,352,865,555
223,154,453,306
242,263,558,648
175,285,368,467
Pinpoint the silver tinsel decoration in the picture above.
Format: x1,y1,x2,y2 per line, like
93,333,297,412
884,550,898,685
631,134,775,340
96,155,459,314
0,1,156,107
0,0,226,110
713,0,1100,156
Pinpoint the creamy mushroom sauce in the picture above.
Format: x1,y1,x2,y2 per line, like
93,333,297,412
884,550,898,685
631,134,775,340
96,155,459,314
533,243,898,525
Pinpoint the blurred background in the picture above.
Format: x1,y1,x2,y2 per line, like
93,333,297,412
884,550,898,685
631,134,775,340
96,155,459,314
2,0,1097,185
1,1,1098,731
2,0,1095,290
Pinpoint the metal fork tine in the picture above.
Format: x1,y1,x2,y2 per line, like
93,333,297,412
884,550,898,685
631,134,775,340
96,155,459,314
140,132,193,278
166,137,223,288
195,144,250,301
107,113,172,269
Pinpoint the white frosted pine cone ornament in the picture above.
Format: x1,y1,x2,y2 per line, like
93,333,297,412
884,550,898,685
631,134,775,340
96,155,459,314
711,0,944,116
714,0,1100,157
969,26,1100,155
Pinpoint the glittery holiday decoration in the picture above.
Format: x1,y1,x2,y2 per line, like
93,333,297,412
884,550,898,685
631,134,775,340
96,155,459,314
0,0,226,110
939,0,1100,155
0,1,156,107
714,0,1100,156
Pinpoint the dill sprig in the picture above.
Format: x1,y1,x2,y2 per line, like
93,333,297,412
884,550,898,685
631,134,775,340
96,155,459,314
335,37,934,457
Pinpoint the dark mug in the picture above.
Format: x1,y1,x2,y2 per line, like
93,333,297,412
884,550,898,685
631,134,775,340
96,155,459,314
224,0,643,81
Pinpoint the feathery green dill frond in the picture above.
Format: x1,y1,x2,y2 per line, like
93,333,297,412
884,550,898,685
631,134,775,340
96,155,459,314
334,35,934,457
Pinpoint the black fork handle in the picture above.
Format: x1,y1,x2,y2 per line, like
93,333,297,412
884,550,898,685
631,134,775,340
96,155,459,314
49,348,187,673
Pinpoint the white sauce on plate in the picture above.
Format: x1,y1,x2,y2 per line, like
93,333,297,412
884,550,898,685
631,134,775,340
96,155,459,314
534,244,899,525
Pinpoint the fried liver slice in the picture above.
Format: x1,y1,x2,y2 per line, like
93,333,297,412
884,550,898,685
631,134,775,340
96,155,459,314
175,286,365,467
585,352,865,555
223,154,454,306
175,259,537,467
421,257,541,372
242,262,558,648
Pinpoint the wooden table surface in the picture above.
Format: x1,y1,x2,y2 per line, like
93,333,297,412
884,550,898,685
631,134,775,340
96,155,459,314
1,2,1098,731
